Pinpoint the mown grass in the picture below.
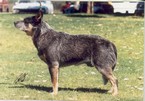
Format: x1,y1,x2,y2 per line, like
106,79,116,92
0,13,143,100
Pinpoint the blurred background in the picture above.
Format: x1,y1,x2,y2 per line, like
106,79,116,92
0,0,144,16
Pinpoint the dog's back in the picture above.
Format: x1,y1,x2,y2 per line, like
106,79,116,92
33,22,117,69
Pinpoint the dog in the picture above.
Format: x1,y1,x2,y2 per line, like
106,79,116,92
14,11,118,96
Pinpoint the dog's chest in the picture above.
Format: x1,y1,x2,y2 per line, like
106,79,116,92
39,54,47,63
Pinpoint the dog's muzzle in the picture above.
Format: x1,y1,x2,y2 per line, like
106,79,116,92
14,21,27,31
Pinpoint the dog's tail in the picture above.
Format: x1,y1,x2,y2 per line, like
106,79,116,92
102,43,117,85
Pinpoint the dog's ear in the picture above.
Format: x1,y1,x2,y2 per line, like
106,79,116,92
35,10,43,22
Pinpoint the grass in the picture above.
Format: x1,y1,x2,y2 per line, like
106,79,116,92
0,13,143,100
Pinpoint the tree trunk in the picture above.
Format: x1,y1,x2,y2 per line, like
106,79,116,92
87,1,91,14
87,1,94,14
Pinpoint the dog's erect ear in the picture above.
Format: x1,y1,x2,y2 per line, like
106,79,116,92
34,2,43,23
35,10,43,22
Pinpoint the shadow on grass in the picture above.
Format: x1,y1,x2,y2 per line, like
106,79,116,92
9,84,108,94
65,14,106,18
0,83,12,85
113,13,134,17
65,13,142,18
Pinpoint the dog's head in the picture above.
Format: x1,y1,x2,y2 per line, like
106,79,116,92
14,11,43,36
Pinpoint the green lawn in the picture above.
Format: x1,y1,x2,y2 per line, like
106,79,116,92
0,13,143,100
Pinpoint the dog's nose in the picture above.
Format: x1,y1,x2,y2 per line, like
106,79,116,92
14,21,17,27
14,22,16,25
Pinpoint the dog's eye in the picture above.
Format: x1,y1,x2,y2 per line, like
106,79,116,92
24,18,33,24
24,19,29,24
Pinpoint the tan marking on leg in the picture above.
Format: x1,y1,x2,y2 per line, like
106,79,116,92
49,63,59,95
96,67,118,96
108,75,118,96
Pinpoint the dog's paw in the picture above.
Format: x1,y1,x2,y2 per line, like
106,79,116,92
108,88,118,96
108,88,113,94
112,92,118,96
50,92,58,96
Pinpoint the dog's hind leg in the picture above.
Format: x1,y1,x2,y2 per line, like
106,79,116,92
102,75,108,85
96,67,118,96
48,61,59,95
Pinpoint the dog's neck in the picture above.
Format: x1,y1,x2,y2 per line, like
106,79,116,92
39,21,53,34
32,21,53,49
31,21,52,37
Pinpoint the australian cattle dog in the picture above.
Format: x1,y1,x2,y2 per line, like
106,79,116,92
14,11,118,96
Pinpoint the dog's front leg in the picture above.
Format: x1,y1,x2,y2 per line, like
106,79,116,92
48,62,59,95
